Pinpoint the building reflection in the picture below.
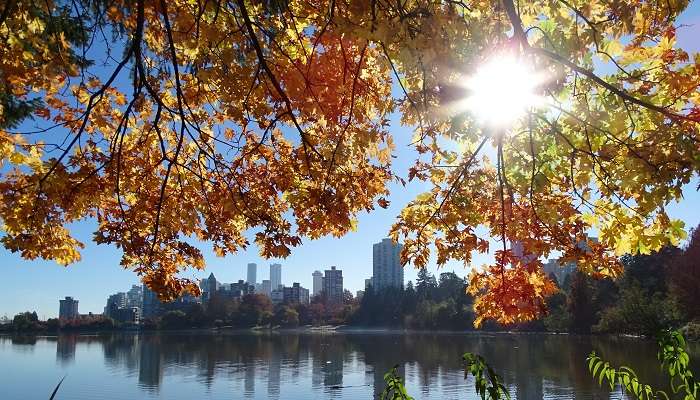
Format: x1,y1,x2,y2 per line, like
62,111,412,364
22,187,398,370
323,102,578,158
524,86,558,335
138,335,163,392
267,348,281,399
243,362,255,398
55,334,77,365
4,331,688,399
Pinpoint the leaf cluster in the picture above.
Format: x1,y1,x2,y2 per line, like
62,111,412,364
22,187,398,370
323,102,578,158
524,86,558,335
463,352,510,400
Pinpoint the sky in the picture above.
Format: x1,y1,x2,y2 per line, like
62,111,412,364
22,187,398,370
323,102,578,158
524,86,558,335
2,5,700,319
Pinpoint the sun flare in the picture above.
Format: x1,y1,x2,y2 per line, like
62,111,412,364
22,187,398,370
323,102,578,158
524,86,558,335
460,54,545,128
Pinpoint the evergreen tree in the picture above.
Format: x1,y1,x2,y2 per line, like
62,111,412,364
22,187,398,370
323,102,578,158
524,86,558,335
567,272,596,334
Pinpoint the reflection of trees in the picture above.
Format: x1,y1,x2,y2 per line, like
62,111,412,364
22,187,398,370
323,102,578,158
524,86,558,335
10,335,38,346
102,333,139,373
345,333,610,399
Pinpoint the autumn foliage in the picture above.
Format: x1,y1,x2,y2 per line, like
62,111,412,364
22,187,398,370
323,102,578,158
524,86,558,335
1,0,698,326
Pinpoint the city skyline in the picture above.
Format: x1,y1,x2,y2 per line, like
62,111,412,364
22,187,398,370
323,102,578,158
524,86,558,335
3,201,700,319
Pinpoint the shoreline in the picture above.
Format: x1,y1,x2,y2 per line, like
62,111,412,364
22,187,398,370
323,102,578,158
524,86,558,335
0,325,653,340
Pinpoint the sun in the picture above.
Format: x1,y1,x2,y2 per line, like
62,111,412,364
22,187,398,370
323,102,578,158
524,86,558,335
460,53,545,128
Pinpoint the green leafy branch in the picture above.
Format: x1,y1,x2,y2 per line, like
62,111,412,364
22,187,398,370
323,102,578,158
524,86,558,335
380,365,414,400
657,330,698,399
463,353,510,400
587,353,667,399
587,330,698,400
381,353,510,400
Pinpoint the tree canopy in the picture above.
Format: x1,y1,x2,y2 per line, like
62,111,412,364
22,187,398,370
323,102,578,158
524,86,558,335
1,0,698,326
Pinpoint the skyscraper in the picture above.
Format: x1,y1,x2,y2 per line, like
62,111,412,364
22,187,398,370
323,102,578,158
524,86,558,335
126,285,143,309
312,270,323,296
372,238,404,290
247,263,257,284
142,286,163,319
270,263,282,291
203,272,218,302
323,266,343,304
104,292,127,316
59,297,79,320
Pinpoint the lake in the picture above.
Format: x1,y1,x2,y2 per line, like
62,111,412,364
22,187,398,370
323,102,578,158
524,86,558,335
1,331,698,399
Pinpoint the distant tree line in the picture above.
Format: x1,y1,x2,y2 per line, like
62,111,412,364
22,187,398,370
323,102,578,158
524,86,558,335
352,270,475,330
544,226,700,338
154,289,359,330
0,311,120,333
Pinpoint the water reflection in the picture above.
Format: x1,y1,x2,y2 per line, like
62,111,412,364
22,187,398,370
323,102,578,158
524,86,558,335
1,332,698,400
56,334,76,365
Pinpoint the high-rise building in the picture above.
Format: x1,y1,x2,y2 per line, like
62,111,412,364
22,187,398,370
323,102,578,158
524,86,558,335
247,263,257,284
365,278,373,289
543,259,577,286
323,266,343,304
219,280,255,299
270,288,284,304
142,286,163,319
542,237,597,286
59,297,79,320
372,238,404,290
312,271,323,296
126,285,143,309
104,292,127,316
202,272,218,302
270,263,282,291
262,279,272,297
111,307,140,324
283,283,310,304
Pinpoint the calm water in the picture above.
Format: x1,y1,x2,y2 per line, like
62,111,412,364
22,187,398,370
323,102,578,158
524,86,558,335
1,331,698,399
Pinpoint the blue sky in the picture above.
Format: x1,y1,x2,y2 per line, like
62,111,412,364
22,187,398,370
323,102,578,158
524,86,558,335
2,6,700,319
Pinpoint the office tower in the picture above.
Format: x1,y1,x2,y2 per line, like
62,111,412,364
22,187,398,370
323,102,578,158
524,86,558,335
323,266,343,304
247,263,257,284
59,296,79,320
312,270,323,296
372,238,404,290
270,263,282,291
